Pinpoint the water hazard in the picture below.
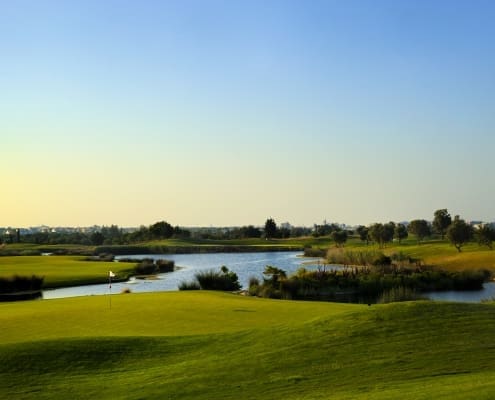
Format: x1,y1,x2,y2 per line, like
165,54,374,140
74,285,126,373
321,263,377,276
44,251,320,299
43,251,495,302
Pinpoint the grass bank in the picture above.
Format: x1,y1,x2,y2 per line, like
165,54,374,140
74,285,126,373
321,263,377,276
0,292,494,399
0,256,135,288
1,237,334,256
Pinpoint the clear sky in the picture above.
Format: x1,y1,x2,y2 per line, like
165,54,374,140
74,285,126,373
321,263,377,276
2,0,494,227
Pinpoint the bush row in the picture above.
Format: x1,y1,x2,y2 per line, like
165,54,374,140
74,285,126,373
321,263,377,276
133,259,175,275
0,275,44,294
249,265,490,303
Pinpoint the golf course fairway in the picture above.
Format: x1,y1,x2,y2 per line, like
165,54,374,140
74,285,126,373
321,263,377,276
1,291,495,399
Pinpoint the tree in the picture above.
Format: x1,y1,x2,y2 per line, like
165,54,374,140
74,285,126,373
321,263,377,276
240,225,262,238
446,215,473,252
368,223,395,248
90,231,105,246
312,222,340,237
369,223,386,248
264,218,278,239
476,224,495,250
408,220,431,243
101,225,123,244
173,225,191,238
433,209,452,239
149,221,174,239
263,265,287,287
383,222,395,243
356,225,369,244
394,223,408,244
331,230,348,247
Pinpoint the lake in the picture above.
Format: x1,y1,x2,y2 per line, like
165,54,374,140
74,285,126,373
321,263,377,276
43,251,321,299
43,251,495,302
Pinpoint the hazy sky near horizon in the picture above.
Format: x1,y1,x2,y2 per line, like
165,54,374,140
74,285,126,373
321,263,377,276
2,0,495,227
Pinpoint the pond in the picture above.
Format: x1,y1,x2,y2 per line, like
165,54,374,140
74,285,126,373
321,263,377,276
43,251,321,299
43,251,495,302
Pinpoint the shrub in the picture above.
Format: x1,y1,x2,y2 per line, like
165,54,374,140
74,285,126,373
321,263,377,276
248,276,260,296
178,280,201,290
0,275,44,293
258,285,282,299
326,248,385,267
371,254,392,266
179,266,241,291
303,247,327,257
195,266,241,291
156,259,174,273
19,250,42,256
95,245,151,255
134,259,158,275
252,262,488,303
86,253,115,262
133,258,175,275
377,286,427,304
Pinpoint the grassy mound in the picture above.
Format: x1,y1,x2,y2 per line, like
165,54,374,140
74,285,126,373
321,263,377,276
0,292,495,399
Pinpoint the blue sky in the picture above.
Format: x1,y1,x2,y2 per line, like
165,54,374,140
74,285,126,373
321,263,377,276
1,0,494,227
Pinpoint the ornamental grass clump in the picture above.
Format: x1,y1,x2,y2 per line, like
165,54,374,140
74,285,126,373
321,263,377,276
179,266,241,291
195,266,241,291
178,281,201,290
377,286,427,304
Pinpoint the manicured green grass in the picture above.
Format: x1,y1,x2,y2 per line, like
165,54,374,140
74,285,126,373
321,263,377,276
145,237,334,247
0,256,135,288
0,291,358,342
1,236,334,254
0,292,494,399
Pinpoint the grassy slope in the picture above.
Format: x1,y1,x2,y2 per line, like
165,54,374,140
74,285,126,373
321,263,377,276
1,292,495,399
0,256,135,288
386,240,495,271
325,238,495,272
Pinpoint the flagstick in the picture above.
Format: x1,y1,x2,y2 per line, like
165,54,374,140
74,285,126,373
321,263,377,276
109,273,112,309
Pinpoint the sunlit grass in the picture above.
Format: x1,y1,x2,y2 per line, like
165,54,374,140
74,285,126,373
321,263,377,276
0,292,494,399
0,256,135,288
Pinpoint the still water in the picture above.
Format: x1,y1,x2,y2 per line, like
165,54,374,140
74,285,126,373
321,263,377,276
43,251,495,302
43,251,319,299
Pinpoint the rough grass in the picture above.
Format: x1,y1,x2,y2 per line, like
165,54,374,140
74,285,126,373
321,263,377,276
377,239,495,271
331,237,495,272
0,292,494,399
0,256,135,288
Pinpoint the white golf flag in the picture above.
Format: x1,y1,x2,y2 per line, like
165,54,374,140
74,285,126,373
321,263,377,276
109,271,115,278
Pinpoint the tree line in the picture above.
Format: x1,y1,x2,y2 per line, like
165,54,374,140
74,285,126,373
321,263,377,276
4,209,495,251
353,209,495,252
16,221,191,246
